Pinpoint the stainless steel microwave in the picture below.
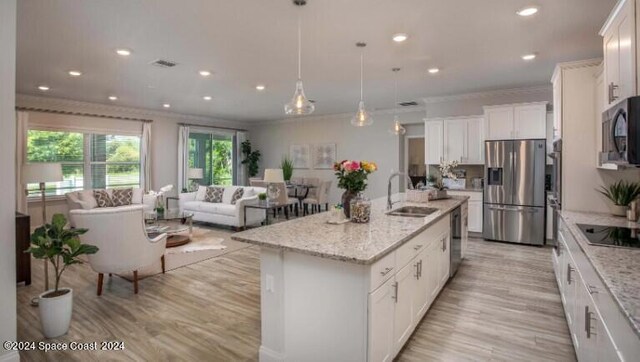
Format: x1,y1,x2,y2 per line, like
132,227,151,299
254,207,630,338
600,96,640,166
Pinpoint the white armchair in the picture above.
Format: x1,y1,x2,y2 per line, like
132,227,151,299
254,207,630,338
70,205,167,295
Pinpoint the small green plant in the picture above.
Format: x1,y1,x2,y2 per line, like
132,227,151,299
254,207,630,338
281,156,294,181
241,140,261,178
27,214,99,296
597,180,640,206
258,192,267,201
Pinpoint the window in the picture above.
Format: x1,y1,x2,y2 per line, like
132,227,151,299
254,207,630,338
26,129,141,196
188,131,235,186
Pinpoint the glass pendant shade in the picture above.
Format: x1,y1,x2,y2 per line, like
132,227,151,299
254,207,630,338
285,79,315,115
389,115,406,135
351,100,374,127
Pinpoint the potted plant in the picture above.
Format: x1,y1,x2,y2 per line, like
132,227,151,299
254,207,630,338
281,156,294,183
241,140,261,178
27,214,98,338
333,160,378,218
258,192,267,202
431,160,459,199
597,180,640,216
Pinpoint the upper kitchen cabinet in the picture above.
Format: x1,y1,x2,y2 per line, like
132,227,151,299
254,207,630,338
483,102,548,140
600,0,636,107
426,117,484,165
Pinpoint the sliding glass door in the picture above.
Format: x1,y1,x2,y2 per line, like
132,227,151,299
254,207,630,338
188,131,236,186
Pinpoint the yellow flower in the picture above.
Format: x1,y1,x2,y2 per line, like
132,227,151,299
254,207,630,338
361,161,377,173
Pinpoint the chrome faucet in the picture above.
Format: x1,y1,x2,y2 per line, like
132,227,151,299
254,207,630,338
387,172,414,210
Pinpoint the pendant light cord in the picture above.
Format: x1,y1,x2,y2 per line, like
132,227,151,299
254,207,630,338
394,72,398,115
297,12,302,80
360,52,364,101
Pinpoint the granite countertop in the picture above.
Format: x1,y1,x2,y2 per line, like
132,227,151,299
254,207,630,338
449,188,483,193
232,195,468,265
559,210,640,337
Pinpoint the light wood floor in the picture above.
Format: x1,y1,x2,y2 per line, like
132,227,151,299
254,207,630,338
17,232,575,361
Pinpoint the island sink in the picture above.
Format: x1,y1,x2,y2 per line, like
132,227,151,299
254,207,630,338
387,206,439,217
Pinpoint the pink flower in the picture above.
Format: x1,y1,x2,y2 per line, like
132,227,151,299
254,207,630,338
344,161,361,172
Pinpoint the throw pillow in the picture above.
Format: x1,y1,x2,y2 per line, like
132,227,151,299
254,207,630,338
93,190,114,208
195,185,207,201
112,188,133,206
204,186,224,203
230,188,244,205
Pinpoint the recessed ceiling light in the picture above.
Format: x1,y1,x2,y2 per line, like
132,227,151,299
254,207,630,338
392,33,408,42
522,54,537,61
68,70,82,77
203,96,212,101
428,68,440,74
108,95,118,101
162,103,171,108
517,6,539,17
116,48,131,56
256,84,266,91
37,85,50,91
199,70,211,77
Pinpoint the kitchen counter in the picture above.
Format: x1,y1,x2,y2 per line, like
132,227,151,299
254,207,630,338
559,210,640,336
449,188,483,193
232,195,468,265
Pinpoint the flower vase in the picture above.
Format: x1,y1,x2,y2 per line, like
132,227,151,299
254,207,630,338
350,193,372,223
341,190,358,218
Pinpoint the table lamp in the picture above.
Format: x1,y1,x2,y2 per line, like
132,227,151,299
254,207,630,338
23,162,63,304
263,169,284,203
188,168,204,192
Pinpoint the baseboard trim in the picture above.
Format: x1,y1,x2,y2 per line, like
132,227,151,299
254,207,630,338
259,345,285,362
0,351,20,362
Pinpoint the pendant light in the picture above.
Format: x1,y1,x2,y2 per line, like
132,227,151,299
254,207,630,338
389,67,406,135
284,0,314,116
351,42,374,127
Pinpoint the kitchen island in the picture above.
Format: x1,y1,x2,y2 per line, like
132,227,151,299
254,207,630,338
232,195,468,362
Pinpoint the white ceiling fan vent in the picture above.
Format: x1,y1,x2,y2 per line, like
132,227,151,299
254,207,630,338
398,101,419,107
150,59,178,68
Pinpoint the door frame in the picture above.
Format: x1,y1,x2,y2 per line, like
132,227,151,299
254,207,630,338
403,135,425,192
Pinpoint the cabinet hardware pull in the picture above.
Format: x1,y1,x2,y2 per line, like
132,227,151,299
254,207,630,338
567,264,573,285
584,306,597,339
418,260,422,279
414,244,422,251
587,285,598,294
414,263,420,279
611,82,619,102
380,267,393,276
392,282,398,303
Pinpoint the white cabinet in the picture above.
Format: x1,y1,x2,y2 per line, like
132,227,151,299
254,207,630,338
546,112,554,165
461,202,469,259
555,219,639,362
484,106,514,140
437,234,450,288
552,70,562,138
601,0,636,107
484,103,547,140
444,118,466,163
368,277,395,362
425,120,444,164
412,247,430,319
426,117,484,165
448,191,483,233
425,240,441,305
392,262,414,352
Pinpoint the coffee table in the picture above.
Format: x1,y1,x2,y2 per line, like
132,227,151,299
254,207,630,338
145,210,194,248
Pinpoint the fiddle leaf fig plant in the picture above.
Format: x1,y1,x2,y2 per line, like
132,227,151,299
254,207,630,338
27,214,99,296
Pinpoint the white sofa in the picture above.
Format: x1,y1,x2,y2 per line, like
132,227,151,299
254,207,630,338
179,185,266,228
66,188,156,227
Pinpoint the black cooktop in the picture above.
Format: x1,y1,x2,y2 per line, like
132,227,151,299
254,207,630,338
577,224,640,249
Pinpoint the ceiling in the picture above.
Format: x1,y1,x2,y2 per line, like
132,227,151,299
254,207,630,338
17,0,616,122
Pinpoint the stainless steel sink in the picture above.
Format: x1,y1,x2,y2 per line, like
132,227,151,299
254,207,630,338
386,206,439,217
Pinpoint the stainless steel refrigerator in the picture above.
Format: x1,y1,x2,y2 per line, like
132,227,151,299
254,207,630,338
483,139,546,245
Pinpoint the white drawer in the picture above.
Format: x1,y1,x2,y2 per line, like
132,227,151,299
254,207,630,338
369,250,396,292
396,215,450,269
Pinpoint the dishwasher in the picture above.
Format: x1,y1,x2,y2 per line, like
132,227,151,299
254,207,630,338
450,206,462,278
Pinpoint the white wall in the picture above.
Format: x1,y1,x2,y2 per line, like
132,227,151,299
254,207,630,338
252,87,553,204
0,1,18,361
17,95,248,225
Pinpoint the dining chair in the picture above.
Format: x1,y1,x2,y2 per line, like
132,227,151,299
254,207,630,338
303,180,332,215
269,182,299,219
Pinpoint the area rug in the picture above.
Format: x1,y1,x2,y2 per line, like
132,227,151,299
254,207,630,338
119,226,251,280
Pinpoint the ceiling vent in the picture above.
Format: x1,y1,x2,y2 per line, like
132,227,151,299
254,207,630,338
398,101,419,107
150,59,178,68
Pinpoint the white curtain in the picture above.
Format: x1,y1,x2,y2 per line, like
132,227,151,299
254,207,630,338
236,131,247,186
15,111,28,213
140,122,152,191
177,125,190,192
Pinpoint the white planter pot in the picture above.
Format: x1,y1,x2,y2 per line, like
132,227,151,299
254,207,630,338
38,288,73,338
610,204,628,217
